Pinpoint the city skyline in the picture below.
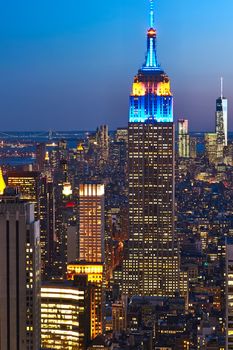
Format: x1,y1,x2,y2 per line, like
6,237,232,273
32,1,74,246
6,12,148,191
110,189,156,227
0,0,232,131
0,1,232,348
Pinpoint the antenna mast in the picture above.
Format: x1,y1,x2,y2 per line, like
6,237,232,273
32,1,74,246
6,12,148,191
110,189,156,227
221,77,223,99
150,0,155,28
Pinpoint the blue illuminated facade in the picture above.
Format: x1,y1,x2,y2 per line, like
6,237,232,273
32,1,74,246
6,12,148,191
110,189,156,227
129,0,173,123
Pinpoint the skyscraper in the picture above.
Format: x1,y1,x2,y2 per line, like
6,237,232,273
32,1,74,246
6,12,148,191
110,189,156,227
123,0,179,297
41,278,90,350
226,239,233,350
205,133,217,164
178,119,190,158
0,197,41,350
96,125,109,164
67,262,104,340
40,175,56,279
7,171,41,220
216,78,228,160
35,142,46,172
189,136,197,159
78,183,105,263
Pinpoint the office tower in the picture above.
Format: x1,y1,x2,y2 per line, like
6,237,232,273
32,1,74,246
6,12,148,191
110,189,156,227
52,159,72,278
205,133,218,164
78,183,105,263
35,143,46,171
40,175,56,279
41,278,90,350
178,119,190,158
7,171,41,220
226,239,233,350
67,262,104,340
216,78,228,160
224,143,233,166
123,0,179,297
112,299,127,334
116,128,128,143
60,182,77,266
190,137,197,159
97,125,109,163
0,198,41,350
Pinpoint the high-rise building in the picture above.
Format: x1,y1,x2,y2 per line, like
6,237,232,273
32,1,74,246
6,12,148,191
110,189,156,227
112,298,127,335
189,137,197,159
41,278,90,350
226,239,233,350
35,143,46,171
116,128,128,143
78,183,105,263
123,0,179,297
216,78,228,160
53,159,73,278
40,175,56,279
0,197,41,350
178,119,190,158
7,171,41,220
97,125,109,164
67,262,104,340
205,133,217,164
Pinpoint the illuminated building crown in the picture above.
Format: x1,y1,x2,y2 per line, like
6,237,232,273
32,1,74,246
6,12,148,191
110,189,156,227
129,0,173,123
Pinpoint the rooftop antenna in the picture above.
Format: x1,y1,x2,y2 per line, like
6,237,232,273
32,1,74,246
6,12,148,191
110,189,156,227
149,0,155,28
221,77,223,99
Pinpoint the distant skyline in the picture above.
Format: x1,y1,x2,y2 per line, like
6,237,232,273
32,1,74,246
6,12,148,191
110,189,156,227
0,0,232,131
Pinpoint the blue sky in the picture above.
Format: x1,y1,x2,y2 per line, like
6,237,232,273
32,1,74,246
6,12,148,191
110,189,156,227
0,0,232,131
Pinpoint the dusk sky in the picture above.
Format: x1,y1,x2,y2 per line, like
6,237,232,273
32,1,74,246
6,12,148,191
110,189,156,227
0,0,232,131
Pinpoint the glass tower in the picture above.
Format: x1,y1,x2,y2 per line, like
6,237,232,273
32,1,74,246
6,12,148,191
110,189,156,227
216,78,228,159
123,0,179,297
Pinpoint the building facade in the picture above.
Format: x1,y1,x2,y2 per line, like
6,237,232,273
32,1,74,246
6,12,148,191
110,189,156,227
78,183,105,263
0,199,41,350
7,171,41,220
41,279,89,350
178,119,190,158
96,125,109,164
40,175,56,280
226,240,233,350
67,262,104,340
205,133,217,165
123,0,179,297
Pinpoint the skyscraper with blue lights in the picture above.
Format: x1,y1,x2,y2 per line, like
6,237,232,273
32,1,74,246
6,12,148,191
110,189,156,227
123,0,179,297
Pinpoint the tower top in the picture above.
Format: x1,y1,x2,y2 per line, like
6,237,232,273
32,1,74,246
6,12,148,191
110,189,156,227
142,0,160,71
149,0,155,28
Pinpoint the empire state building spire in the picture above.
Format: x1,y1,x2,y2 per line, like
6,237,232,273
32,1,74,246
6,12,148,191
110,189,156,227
149,0,155,28
143,0,159,70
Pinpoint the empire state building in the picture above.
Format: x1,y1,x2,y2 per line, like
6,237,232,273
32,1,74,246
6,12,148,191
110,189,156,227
123,0,179,297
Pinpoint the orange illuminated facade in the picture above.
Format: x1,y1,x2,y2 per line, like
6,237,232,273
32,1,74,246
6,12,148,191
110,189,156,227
78,184,105,263
67,262,103,340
